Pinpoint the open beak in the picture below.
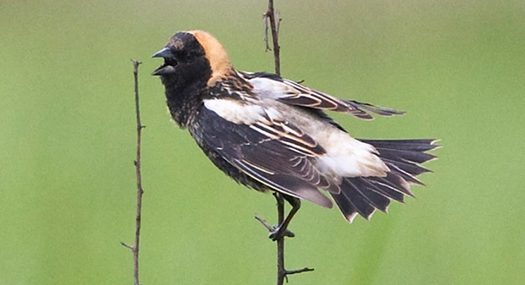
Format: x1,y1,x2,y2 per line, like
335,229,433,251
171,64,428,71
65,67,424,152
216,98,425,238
152,47,172,58
152,47,177,76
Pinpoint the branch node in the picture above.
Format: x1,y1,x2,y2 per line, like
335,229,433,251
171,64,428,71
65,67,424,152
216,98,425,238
286,267,315,275
131,59,143,65
120,242,135,251
255,215,296,238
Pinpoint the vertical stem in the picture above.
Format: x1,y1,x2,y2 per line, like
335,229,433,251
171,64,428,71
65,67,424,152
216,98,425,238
267,0,281,76
266,1,285,284
132,59,144,285
263,1,313,284
275,193,286,285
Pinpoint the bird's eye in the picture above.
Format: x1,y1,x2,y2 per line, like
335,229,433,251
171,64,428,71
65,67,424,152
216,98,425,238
177,49,203,62
173,50,190,61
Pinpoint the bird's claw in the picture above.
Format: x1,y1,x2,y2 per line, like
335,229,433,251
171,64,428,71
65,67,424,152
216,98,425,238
269,225,295,241
255,215,295,241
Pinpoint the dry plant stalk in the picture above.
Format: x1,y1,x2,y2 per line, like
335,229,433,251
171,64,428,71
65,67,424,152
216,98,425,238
121,59,146,285
261,1,314,284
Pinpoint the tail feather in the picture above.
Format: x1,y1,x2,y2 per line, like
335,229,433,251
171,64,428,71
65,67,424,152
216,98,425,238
372,148,435,164
362,139,438,152
380,173,413,195
347,178,390,212
331,192,358,222
384,158,430,176
362,176,405,202
387,162,426,185
332,139,438,222
347,179,390,211
339,179,376,218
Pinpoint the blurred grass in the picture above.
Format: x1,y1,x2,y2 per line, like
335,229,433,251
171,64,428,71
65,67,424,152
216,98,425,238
1,0,524,284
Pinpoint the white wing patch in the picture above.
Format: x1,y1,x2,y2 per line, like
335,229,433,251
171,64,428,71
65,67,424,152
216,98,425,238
204,98,281,124
247,77,289,100
248,76,341,106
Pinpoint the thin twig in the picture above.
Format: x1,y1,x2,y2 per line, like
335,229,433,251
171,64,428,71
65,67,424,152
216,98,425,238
122,59,145,285
264,16,271,52
264,0,281,76
255,215,295,238
255,215,274,231
286,267,315,276
260,2,314,284
275,193,286,285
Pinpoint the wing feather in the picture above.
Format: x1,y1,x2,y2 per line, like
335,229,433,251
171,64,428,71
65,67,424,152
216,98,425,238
240,71,404,119
192,103,333,208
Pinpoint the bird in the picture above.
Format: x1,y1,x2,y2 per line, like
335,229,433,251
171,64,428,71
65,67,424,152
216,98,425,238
152,30,437,240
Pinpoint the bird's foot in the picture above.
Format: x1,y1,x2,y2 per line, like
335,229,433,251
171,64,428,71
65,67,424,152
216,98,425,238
269,225,295,241
255,215,295,241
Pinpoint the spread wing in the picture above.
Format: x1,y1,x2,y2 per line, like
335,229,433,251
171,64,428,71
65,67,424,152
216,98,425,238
240,71,404,120
194,98,335,208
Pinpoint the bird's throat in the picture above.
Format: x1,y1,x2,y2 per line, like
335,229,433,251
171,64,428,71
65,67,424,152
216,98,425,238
164,82,204,128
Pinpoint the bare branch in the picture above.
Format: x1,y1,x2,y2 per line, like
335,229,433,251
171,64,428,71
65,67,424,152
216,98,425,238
263,16,272,52
121,59,145,285
260,2,315,284
286,267,315,276
275,193,287,285
255,215,274,231
120,242,134,251
264,0,281,76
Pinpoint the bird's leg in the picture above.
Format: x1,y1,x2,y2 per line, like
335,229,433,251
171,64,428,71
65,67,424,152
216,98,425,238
269,194,301,241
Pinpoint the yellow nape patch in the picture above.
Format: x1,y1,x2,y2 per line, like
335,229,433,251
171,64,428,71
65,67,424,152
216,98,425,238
189,30,232,86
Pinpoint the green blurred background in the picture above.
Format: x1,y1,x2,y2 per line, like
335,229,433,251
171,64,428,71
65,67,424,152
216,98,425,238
1,0,524,284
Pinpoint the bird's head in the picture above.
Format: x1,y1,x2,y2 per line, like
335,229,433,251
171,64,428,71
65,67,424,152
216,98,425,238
152,30,232,87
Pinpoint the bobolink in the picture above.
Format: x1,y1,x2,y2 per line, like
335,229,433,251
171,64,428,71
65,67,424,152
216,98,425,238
153,30,437,239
